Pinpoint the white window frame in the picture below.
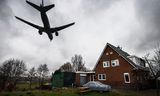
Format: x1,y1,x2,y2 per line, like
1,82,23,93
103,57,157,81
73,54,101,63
103,61,110,68
124,73,130,83
98,74,106,80
111,59,119,67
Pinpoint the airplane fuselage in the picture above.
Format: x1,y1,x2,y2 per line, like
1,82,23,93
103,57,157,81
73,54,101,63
41,10,50,29
40,8,53,40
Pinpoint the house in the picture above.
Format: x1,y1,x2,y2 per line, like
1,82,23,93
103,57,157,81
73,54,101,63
93,43,150,89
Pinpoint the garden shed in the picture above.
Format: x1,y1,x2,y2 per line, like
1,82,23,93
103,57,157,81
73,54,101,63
52,71,75,87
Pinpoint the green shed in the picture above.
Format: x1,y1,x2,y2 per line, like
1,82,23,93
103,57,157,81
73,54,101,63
52,70,75,87
52,71,64,87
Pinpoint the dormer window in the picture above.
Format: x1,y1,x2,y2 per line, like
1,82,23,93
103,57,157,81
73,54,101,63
128,55,145,67
111,59,119,67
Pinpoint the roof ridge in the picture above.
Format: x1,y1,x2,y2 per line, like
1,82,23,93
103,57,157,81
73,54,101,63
107,43,130,56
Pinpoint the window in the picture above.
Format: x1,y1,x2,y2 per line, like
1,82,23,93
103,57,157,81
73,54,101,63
106,53,109,55
103,61,110,68
98,74,106,80
111,59,119,67
124,73,130,83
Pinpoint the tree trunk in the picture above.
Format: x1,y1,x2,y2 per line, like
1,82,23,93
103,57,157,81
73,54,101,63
29,79,32,90
156,79,159,96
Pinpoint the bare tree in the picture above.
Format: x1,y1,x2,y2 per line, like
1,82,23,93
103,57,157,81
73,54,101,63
145,44,160,76
0,59,27,89
71,54,87,72
28,67,36,90
144,44,160,96
153,45,160,73
37,64,49,86
60,62,73,72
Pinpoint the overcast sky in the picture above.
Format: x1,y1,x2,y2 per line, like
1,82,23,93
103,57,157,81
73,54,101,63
0,0,160,72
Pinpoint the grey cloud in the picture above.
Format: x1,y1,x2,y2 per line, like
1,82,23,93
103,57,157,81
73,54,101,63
0,0,13,58
133,0,160,51
0,0,13,26
2,0,160,72
81,0,120,15
0,0,27,62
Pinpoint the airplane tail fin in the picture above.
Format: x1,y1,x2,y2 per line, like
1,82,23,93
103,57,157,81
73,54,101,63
42,0,44,6
26,0,55,12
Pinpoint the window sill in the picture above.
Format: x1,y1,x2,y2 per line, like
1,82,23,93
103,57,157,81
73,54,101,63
98,79,106,81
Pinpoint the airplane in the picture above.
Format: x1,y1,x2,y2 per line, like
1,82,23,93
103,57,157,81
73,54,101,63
15,0,75,41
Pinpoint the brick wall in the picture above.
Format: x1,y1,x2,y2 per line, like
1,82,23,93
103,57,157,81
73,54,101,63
95,46,135,88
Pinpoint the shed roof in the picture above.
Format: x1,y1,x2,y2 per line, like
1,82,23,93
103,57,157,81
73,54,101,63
76,71,95,74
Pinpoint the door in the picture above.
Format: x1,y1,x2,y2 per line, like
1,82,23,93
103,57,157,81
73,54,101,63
80,76,87,86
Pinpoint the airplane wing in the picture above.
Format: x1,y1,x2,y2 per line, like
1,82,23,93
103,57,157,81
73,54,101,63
50,22,75,32
15,16,43,30
26,0,41,11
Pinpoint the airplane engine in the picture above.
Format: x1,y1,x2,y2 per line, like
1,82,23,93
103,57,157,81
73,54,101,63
38,30,43,35
55,32,59,36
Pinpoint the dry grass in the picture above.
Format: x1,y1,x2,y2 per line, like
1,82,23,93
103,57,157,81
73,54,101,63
0,86,158,96
113,89,157,96
0,88,119,96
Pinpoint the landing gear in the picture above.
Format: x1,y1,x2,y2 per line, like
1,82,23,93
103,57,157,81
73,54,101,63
39,31,43,35
55,32,59,36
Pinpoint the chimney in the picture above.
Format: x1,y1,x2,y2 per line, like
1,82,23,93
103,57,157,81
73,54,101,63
117,46,122,50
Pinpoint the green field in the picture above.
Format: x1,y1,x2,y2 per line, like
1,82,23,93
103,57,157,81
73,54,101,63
0,88,119,96
15,83,39,91
0,83,157,96
0,88,158,96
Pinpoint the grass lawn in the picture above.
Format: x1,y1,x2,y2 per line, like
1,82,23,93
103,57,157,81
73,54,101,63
113,89,157,96
0,88,121,96
0,87,157,96
15,83,39,91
